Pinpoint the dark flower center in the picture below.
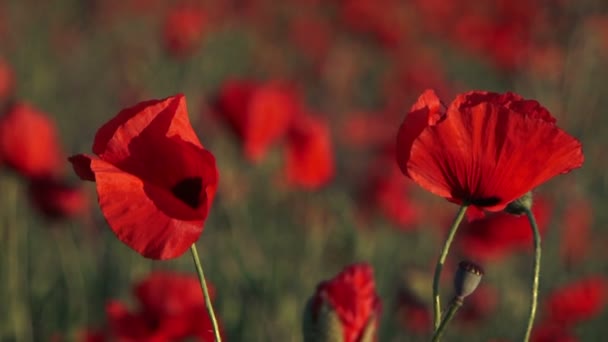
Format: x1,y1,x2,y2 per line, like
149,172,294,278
468,196,501,207
171,177,202,209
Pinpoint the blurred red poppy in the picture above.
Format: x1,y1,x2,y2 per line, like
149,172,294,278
359,145,419,229
396,290,431,335
544,277,607,327
0,58,14,100
28,177,88,220
531,323,579,342
560,198,593,266
213,80,298,162
284,113,334,190
456,285,498,326
396,89,584,212
105,271,222,341
458,197,552,261
163,4,208,58
0,102,63,178
305,263,381,342
69,94,218,259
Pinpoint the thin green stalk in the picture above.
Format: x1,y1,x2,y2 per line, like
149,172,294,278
190,243,222,342
522,208,541,342
432,297,463,342
433,205,468,330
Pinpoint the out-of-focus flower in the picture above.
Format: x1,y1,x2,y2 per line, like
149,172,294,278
458,197,552,261
531,323,579,342
456,285,498,326
396,89,584,212
395,290,431,335
284,113,334,190
105,271,222,341
0,58,14,100
28,177,88,220
0,102,63,178
544,277,607,327
289,14,333,67
560,198,593,266
303,263,381,342
69,95,218,259
358,145,419,229
163,4,208,58
213,79,299,162
338,0,406,49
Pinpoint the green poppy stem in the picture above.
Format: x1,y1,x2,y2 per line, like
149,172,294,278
433,205,468,331
522,208,541,342
432,297,463,342
190,243,222,342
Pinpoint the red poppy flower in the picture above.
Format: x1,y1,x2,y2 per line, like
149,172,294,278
0,102,63,178
28,177,88,220
284,113,334,190
69,94,218,260
213,80,298,162
305,263,381,342
396,89,584,212
544,276,607,327
105,271,222,341
163,4,208,58
458,197,551,261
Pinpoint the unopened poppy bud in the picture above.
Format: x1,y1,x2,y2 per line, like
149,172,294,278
505,191,533,215
454,261,484,299
302,300,344,342
303,263,381,342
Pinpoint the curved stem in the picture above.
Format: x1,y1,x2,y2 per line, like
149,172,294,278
190,244,222,342
432,297,463,342
522,208,541,342
433,205,468,331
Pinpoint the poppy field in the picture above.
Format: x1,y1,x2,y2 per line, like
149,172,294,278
1,0,608,341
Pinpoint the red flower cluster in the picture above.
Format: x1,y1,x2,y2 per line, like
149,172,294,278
103,271,223,341
305,263,381,342
213,79,335,190
396,89,584,212
70,94,218,259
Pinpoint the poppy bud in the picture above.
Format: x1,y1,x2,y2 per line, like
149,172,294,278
505,191,533,215
303,263,381,342
454,261,484,299
302,300,345,342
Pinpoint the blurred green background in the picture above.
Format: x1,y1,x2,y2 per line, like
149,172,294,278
1,0,607,341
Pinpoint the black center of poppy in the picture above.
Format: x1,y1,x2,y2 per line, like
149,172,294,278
171,177,203,209
468,196,501,207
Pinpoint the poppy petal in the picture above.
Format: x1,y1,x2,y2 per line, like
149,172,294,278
93,95,202,165
68,154,96,181
90,158,204,259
